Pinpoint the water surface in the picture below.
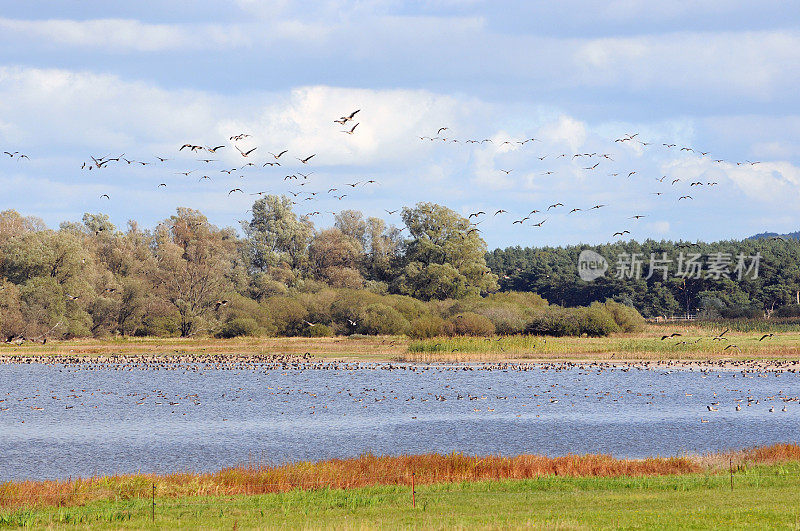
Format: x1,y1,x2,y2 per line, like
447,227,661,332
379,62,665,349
1,360,798,480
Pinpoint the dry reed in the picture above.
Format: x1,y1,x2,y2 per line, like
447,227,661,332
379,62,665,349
4,445,798,510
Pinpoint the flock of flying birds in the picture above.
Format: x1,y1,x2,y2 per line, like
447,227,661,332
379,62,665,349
418,129,762,238
1,112,766,240
68,109,382,222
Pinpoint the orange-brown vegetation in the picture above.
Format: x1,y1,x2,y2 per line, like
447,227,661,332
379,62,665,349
8,445,800,510
742,443,800,464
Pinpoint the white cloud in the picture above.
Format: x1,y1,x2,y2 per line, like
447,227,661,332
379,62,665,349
0,18,223,51
1,65,799,247
572,30,800,100
2,14,798,103
661,154,800,205
537,116,587,153
648,220,670,234
0,17,331,52
725,161,800,202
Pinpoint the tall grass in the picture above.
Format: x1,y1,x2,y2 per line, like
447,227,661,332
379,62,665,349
0,453,697,510
3,445,800,511
650,318,800,334
401,332,800,362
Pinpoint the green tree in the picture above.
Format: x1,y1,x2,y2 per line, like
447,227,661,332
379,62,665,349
82,213,116,235
364,216,401,282
393,203,498,299
242,196,313,273
308,228,364,288
334,210,367,250
152,208,237,337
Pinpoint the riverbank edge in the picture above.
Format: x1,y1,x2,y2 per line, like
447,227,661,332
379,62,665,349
2,444,799,512
1,333,799,366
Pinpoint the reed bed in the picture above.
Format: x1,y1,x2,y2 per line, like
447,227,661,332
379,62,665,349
742,443,800,463
0,453,697,510
401,332,800,362
649,318,800,334
3,445,800,511
695,443,800,470
3,326,798,363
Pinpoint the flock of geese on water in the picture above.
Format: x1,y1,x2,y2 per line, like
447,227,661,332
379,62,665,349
0,355,797,419
0,109,769,239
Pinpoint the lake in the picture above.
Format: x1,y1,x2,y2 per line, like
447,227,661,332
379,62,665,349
1,359,798,481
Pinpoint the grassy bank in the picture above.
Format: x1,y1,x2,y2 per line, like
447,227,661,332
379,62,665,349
2,445,800,529
1,323,798,363
0,335,406,361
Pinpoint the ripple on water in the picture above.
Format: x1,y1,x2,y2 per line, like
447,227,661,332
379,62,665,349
0,360,798,480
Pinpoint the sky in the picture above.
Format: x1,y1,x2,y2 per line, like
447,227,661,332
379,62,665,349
0,0,798,249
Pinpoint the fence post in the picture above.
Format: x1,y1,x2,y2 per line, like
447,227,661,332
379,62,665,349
411,472,416,508
729,456,733,491
152,483,156,523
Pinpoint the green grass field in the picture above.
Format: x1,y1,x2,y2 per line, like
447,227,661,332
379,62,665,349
4,463,800,529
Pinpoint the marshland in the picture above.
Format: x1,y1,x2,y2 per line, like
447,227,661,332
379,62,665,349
2,328,799,479
3,445,800,528
3,328,800,528
3,1,800,526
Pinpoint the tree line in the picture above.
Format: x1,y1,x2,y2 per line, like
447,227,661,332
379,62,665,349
486,238,800,319
0,198,515,340
5,195,794,342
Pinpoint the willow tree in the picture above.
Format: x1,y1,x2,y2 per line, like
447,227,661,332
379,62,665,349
393,202,498,300
153,208,237,337
242,195,314,273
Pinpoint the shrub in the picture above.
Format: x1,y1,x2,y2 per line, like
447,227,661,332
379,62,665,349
322,267,365,289
330,290,383,332
603,300,645,332
446,312,495,336
300,323,334,337
248,272,289,301
364,280,389,295
476,305,526,335
525,305,619,337
296,278,329,293
720,306,763,319
444,298,482,317
525,307,581,337
217,293,274,330
386,294,428,321
298,289,337,324
487,291,548,308
217,317,259,338
775,304,800,318
428,298,459,318
263,296,308,336
0,280,24,339
89,297,118,337
407,315,446,339
582,302,620,337
136,315,180,337
359,303,410,335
